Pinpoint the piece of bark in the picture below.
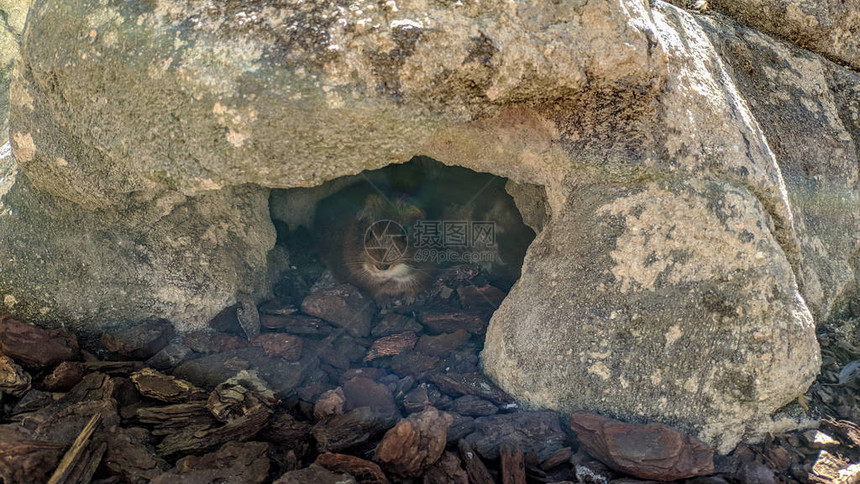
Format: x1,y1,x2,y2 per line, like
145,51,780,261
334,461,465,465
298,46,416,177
464,411,566,461
450,395,498,417
316,452,389,484
251,333,303,361
274,463,358,484
47,412,103,484
457,439,494,484
423,451,468,484
207,370,279,422
312,407,398,453
100,319,175,359
372,313,423,337
237,294,262,340
820,418,860,447
82,360,145,375
151,441,270,484
100,426,169,483
419,309,487,335
446,413,475,444
0,425,67,484
136,401,217,435
258,412,313,449
28,399,120,445
415,330,471,357
301,284,376,338
570,411,714,481
0,354,31,396
365,331,418,361
500,442,526,484
389,351,440,378
314,387,347,420
130,368,208,403
428,372,515,406
146,343,192,371
541,446,573,470
0,316,79,368
43,361,85,391
156,403,270,457
810,450,860,484
375,407,453,477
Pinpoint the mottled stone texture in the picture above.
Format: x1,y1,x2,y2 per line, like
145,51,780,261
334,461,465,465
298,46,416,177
0,0,858,452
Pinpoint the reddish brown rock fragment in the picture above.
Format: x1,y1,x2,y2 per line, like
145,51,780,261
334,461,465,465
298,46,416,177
100,426,169,483
500,442,527,484
457,439,494,484
343,377,399,417
569,411,714,481
250,333,302,361
314,387,346,420
365,331,418,361
151,441,270,484
375,407,452,477
541,446,573,470
428,372,514,405
101,319,175,359
43,361,85,391
316,452,389,484
301,284,375,338
0,316,79,368
372,313,423,337
0,425,67,484
416,329,470,356
419,309,487,335
423,451,468,484
274,463,357,484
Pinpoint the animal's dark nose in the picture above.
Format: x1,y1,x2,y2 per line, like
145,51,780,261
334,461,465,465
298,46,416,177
375,263,390,271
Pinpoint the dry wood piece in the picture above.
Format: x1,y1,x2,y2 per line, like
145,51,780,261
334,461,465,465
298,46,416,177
428,372,515,406
457,439,494,484
570,411,714,481
82,360,145,375
313,407,398,453
423,451,469,484
371,313,423,338
0,354,32,396
48,412,103,484
100,426,169,483
419,308,487,335
500,442,526,484
157,404,270,457
365,331,418,361
261,314,335,336
820,418,860,447
130,367,208,403
43,361,85,391
415,330,471,357
0,316,79,368
136,401,217,435
0,425,67,484
208,370,279,422
810,450,860,484
316,452,389,484
450,395,498,417
100,319,175,359
541,446,573,470
251,333,303,360
375,407,452,477
275,463,358,484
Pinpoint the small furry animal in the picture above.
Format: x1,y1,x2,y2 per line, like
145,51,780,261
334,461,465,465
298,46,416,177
314,185,435,305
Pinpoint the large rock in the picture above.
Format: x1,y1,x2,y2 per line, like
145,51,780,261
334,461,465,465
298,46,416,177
0,0,857,452
706,0,860,71
0,0,31,143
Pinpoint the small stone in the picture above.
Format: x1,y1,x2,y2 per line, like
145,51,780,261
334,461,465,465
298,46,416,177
416,330,471,357
390,351,440,378
262,313,334,336
312,407,398,453
541,446,573,470
375,407,453,477
423,451,468,484
236,294,262,340
130,368,208,403
569,411,714,481
450,395,498,417
315,387,347,420
146,343,192,371
301,284,376,338
343,377,399,418
274,463,357,484
457,285,506,314
42,361,85,391
101,319,175,359
0,316,79,368
365,332,418,361
802,429,840,450
428,372,515,406
0,355,31,397
251,333,302,361
446,412,475,444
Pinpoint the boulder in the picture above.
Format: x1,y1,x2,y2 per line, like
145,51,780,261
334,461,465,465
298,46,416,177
0,0,856,453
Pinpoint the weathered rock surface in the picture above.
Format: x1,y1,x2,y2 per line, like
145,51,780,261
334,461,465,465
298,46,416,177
0,0,856,453
706,0,860,70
